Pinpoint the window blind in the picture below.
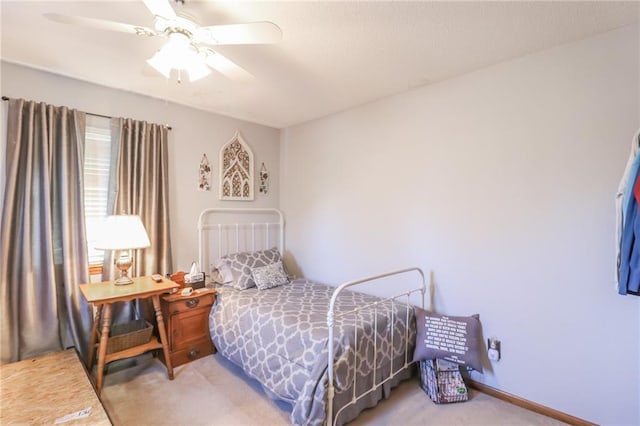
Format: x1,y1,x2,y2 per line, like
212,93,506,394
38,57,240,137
83,115,112,267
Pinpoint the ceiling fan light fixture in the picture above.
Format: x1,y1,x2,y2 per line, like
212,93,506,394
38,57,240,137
147,31,211,81
164,32,193,59
147,50,173,78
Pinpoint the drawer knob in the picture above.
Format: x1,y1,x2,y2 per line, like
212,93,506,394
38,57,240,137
188,348,200,359
186,298,200,308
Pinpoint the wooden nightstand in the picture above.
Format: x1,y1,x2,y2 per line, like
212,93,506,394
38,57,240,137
80,276,179,395
159,288,217,367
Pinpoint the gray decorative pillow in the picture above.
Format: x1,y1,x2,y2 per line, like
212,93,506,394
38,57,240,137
413,307,484,373
221,247,282,290
251,261,289,290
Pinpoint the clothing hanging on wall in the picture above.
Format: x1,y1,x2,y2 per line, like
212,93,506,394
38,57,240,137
615,128,640,296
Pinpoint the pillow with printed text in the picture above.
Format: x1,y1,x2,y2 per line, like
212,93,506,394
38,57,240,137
413,307,484,373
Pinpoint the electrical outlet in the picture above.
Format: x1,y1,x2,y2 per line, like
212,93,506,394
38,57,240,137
488,337,501,361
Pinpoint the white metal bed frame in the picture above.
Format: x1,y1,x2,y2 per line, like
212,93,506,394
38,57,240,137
198,207,285,271
198,208,426,426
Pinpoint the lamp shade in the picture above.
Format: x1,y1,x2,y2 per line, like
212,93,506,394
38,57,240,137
94,215,151,250
147,51,173,79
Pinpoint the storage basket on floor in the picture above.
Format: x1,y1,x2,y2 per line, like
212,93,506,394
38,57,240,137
99,319,153,353
419,359,469,404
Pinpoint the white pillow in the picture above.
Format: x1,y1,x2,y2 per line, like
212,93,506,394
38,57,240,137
211,260,234,284
251,261,289,290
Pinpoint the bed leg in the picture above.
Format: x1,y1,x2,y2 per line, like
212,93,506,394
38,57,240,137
327,385,335,426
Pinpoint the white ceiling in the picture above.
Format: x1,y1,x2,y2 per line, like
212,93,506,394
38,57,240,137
1,1,638,129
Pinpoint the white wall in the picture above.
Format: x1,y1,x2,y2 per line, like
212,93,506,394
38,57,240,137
0,61,280,271
281,24,640,425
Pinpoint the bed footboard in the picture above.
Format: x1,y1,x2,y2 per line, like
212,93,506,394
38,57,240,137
326,267,426,426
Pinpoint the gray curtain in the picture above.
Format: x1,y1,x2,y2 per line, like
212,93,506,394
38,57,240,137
0,99,92,364
103,117,172,288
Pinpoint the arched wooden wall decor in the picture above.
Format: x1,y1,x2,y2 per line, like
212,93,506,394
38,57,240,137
219,131,254,200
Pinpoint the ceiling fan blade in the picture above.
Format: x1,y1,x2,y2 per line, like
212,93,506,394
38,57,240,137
44,13,156,36
142,0,176,19
204,50,254,82
194,22,282,46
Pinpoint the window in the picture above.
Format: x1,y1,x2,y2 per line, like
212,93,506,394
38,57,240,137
83,115,112,274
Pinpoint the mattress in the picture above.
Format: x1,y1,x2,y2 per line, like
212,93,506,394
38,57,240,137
209,278,416,426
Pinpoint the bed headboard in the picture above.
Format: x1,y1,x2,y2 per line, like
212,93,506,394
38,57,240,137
197,208,284,280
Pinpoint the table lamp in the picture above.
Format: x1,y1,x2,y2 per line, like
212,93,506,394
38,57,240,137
95,215,151,285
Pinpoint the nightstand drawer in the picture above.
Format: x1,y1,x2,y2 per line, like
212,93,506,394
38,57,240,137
165,292,215,315
169,338,214,367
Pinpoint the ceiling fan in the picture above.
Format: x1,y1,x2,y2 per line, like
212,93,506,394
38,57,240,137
44,0,282,82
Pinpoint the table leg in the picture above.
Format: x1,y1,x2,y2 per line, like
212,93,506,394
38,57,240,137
95,303,112,395
152,294,174,380
87,305,102,370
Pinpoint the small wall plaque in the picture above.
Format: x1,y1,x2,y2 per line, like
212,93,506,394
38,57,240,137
198,153,211,191
259,162,269,195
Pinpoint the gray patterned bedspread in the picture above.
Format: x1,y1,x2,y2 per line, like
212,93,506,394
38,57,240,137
209,278,416,426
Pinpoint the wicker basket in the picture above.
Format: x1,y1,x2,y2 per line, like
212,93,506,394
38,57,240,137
100,319,153,354
419,359,468,404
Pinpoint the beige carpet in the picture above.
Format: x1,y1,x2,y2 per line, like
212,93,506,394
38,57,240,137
100,354,566,426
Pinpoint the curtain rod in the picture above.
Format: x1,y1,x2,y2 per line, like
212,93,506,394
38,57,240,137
2,96,172,130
